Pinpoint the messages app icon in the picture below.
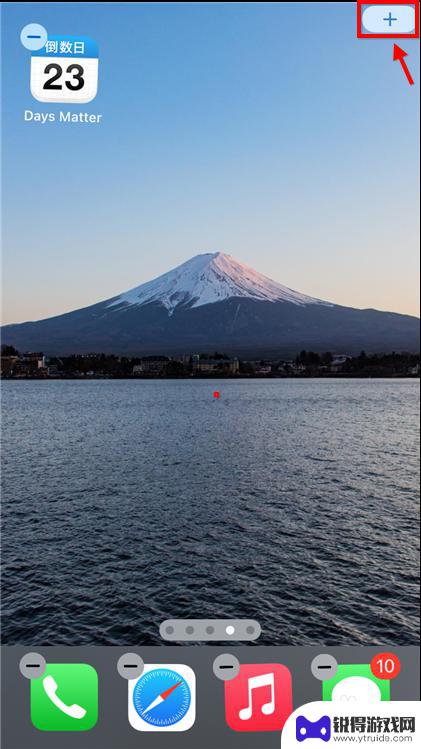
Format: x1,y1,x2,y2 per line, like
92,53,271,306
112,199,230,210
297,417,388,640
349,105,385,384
30,663,98,731
322,664,390,702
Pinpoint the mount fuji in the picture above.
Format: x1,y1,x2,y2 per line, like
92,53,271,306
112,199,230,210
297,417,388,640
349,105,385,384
2,252,419,357
108,252,331,313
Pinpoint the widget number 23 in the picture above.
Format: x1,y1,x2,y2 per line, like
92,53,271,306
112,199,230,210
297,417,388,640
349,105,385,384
30,35,99,104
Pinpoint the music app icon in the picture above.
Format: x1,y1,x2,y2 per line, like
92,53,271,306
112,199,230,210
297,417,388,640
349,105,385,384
224,663,292,732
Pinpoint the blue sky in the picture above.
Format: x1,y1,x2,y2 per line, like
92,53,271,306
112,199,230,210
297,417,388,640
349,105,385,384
2,2,420,324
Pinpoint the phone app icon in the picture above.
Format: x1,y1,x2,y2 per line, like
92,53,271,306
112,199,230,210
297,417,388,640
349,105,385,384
322,664,391,702
224,663,293,732
30,663,98,731
128,664,196,732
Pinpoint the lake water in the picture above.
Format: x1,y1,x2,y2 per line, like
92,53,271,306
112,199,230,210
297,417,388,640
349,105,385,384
1,379,419,646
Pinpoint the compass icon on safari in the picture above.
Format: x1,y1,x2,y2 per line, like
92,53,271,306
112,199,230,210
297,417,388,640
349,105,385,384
225,663,293,732
128,664,196,732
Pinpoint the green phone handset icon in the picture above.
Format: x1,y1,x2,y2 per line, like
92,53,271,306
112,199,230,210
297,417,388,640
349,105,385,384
30,663,98,731
42,674,87,719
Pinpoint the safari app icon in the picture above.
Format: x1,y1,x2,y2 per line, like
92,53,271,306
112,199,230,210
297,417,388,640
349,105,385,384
128,664,196,732
225,663,293,732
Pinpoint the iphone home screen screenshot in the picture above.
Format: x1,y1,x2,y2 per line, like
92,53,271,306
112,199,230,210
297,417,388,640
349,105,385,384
0,2,420,748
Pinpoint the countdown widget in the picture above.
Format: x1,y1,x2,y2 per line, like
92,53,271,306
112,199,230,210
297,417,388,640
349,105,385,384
30,35,98,104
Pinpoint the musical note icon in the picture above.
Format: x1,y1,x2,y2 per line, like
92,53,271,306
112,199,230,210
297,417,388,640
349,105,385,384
239,673,275,720
224,663,293,732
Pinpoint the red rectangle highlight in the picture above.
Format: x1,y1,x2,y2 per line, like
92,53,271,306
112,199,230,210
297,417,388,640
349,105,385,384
357,1,419,39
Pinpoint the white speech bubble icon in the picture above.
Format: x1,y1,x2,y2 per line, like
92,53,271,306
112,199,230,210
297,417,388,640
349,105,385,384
331,676,382,703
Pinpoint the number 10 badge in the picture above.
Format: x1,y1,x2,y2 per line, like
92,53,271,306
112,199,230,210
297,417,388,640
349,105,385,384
30,35,99,104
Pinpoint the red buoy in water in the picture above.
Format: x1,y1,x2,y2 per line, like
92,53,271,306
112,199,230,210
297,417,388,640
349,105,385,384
213,390,220,399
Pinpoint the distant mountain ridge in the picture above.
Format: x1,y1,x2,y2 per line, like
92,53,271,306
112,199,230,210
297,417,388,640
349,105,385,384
2,252,419,357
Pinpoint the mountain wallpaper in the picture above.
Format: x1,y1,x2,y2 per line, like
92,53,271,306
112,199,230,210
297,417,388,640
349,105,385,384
2,253,419,357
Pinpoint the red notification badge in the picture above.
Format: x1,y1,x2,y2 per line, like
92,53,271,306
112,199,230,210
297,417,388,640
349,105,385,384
370,652,401,680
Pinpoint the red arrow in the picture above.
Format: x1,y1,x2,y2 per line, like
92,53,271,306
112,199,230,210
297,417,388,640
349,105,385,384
393,44,414,86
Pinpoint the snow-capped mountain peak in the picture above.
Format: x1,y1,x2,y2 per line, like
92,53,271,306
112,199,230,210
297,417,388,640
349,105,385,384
107,252,331,314
4,252,418,357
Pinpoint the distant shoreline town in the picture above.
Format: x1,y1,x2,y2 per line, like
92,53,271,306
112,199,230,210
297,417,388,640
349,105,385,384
1,346,419,379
